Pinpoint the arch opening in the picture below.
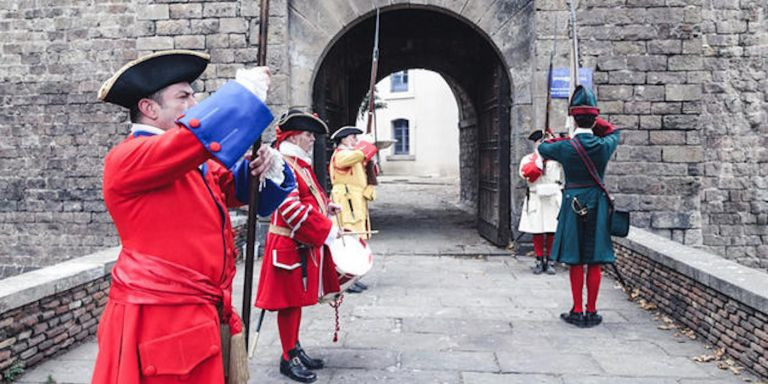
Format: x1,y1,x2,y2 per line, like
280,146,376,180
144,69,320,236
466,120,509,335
312,7,512,246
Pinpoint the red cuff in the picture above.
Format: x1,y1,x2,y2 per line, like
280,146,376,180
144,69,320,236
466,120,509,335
593,117,616,137
355,140,378,162
521,161,542,183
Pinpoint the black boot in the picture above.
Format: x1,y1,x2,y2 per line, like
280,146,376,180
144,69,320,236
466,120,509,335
560,309,586,328
279,349,317,383
545,261,556,275
353,280,368,290
346,283,364,293
295,342,325,370
531,259,545,275
584,311,603,327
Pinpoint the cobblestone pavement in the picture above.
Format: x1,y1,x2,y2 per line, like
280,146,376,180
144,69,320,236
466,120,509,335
18,177,759,383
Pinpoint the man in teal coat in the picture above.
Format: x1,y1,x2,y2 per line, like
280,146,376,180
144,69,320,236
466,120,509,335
537,85,620,328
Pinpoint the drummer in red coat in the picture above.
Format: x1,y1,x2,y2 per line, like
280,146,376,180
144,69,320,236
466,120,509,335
92,50,294,383
255,109,343,383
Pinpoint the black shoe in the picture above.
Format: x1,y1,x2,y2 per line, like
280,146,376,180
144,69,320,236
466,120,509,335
584,311,603,327
295,342,324,370
280,350,317,383
545,261,556,275
353,281,368,290
560,309,586,328
531,259,545,275
346,283,364,293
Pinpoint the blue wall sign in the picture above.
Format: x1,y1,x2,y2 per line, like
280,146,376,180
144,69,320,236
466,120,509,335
551,68,593,99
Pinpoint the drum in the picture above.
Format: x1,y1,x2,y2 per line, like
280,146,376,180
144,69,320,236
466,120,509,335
318,235,373,303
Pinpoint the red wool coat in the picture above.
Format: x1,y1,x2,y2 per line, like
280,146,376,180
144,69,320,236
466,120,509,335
93,128,240,383
255,155,341,310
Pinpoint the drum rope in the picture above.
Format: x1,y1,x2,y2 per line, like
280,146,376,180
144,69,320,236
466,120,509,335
329,293,345,343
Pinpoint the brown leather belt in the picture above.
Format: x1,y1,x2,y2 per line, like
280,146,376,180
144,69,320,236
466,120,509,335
268,224,292,237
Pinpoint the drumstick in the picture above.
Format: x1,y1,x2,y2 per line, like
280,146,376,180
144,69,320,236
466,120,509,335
339,230,380,236
334,214,346,246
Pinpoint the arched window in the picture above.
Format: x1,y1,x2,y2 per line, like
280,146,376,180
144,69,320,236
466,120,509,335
392,119,410,155
390,70,409,92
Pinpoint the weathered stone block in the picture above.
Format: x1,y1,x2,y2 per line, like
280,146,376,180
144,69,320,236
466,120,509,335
668,55,704,71
651,102,682,115
650,131,687,144
169,3,203,19
627,55,667,71
219,18,247,33
663,114,699,129
609,70,646,84
598,85,633,101
173,35,206,50
666,84,702,101
648,39,682,54
203,2,237,18
662,145,704,162
136,4,169,20
136,37,174,51
634,85,665,101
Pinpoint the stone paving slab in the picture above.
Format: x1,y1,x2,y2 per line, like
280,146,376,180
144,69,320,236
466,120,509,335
17,180,760,383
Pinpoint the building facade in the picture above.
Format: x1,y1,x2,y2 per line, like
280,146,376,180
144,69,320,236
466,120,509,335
355,69,460,178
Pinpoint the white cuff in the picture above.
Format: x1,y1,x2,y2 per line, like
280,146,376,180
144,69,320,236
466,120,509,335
235,68,269,103
264,147,285,185
324,226,338,246
534,151,544,170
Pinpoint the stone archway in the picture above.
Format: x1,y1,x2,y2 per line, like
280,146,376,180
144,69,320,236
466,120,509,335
285,1,535,246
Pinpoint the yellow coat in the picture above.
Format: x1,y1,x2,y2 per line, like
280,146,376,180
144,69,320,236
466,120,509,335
330,146,376,239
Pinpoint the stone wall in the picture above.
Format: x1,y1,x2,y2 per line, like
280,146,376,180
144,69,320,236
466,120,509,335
612,228,768,378
533,0,767,270
698,0,768,268
0,0,277,278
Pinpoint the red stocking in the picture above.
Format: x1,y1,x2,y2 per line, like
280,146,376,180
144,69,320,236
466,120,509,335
545,233,555,257
586,264,602,313
532,234,545,257
569,265,584,313
277,307,301,360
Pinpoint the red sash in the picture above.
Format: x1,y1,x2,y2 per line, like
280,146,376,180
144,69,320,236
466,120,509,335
109,248,243,335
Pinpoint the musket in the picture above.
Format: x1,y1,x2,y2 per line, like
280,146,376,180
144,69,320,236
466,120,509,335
543,14,559,139
243,0,270,350
566,0,581,136
364,8,381,186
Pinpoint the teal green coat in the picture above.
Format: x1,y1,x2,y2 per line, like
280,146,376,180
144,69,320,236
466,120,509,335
537,131,620,265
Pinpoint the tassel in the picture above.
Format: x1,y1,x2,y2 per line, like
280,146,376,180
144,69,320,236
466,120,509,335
227,331,250,384
328,294,345,343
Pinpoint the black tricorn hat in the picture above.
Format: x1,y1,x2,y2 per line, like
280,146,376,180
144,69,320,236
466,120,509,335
277,109,329,134
97,50,210,108
331,126,363,143
528,130,544,142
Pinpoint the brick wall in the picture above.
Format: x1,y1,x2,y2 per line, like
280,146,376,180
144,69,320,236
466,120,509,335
0,276,109,378
612,229,768,378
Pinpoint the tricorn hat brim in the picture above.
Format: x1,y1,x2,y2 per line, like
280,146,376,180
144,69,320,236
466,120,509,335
331,126,364,142
98,50,210,108
528,130,544,142
277,109,329,135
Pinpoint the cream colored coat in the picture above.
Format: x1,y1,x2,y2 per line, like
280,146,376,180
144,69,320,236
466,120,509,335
517,152,564,234
330,146,376,239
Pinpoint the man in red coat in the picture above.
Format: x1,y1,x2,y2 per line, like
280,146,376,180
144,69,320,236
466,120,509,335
92,50,295,383
255,109,342,383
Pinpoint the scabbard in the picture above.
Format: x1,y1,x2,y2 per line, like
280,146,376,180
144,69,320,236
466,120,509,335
299,247,308,292
344,185,356,220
